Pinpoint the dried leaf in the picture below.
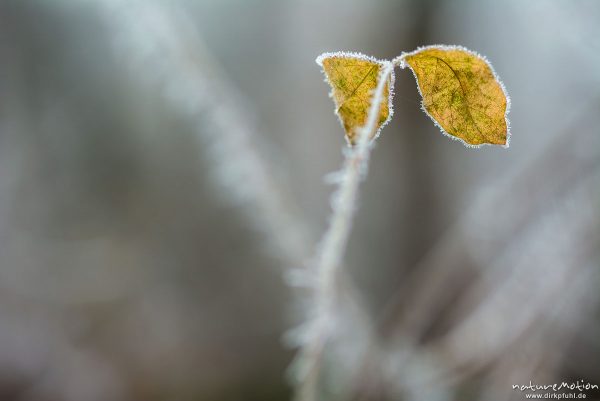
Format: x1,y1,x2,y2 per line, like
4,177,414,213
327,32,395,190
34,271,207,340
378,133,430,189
400,45,510,147
317,52,394,145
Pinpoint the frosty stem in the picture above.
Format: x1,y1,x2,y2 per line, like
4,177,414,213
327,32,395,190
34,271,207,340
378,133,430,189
295,62,394,401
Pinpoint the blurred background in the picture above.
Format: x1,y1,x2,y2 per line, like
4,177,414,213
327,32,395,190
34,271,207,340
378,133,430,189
0,1,599,400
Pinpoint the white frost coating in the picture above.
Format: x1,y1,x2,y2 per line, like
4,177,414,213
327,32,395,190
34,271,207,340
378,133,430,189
293,61,394,401
316,51,395,145
394,44,511,149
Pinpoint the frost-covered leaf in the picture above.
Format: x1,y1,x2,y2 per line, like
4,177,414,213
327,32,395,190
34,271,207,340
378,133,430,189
317,52,394,145
400,45,510,147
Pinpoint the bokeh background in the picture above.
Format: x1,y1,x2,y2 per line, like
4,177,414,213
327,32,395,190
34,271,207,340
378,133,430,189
0,1,599,400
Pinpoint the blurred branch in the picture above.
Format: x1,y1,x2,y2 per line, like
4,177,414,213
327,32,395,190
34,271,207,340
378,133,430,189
99,4,378,399
378,98,600,342
346,99,600,400
432,168,599,372
99,0,311,268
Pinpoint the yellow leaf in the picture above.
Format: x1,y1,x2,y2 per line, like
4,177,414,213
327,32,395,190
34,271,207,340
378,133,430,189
400,45,510,147
317,52,394,145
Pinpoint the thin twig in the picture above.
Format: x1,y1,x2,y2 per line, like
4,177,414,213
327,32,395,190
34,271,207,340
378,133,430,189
294,62,394,401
